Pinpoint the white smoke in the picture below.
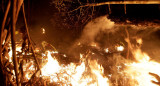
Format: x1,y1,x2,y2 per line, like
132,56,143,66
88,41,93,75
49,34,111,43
80,16,115,44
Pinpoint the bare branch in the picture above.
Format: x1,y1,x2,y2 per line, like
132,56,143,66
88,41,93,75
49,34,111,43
84,1,160,6
69,1,160,13
11,0,20,85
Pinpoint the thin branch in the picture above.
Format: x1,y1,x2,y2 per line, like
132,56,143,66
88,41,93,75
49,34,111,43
124,4,126,14
84,1,160,6
15,0,23,22
108,4,111,14
11,0,20,85
125,26,130,59
1,0,11,35
2,26,11,51
0,0,11,66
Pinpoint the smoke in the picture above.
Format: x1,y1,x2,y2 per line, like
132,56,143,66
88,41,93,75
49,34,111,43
79,16,115,44
62,15,160,86
68,15,160,61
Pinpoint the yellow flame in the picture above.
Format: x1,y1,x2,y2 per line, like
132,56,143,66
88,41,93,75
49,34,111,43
41,51,110,86
125,48,160,86
133,49,150,62
41,51,60,76
89,60,109,86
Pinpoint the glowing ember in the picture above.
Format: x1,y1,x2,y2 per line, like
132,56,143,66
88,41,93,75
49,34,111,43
42,28,45,34
77,42,81,46
90,43,97,47
104,48,109,53
116,45,124,51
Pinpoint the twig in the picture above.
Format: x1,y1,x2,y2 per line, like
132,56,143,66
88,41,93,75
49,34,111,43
2,26,11,51
125,26,130,59
1,0,11,35
108,4,111,14
11,0,20,85
124,4,126,14
2,29,8,44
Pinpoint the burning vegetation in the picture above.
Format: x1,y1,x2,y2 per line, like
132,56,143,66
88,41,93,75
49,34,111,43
1,0,160,86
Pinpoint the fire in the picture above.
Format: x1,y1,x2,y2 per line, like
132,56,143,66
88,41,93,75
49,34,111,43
41,51,110,86
41,51,60,76
40,38,160,86
89,60,109,86
7,37,160,86
124,48,160,86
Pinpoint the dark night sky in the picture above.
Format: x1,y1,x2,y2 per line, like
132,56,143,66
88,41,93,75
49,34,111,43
24,0,80,50
27,0,160,24
27,0,160,27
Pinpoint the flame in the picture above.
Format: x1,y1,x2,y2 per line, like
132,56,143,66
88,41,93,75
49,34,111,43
41,51,109,86
41,51,60,76
89,60,109,86
124,48,160,86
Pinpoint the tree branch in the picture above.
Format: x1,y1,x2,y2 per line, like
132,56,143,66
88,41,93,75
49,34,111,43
84,1,160,6
69,1,160,13
11,0,20,85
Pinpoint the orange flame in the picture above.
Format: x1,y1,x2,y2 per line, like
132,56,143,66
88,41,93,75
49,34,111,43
41,51,110,86
124,39,160,86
